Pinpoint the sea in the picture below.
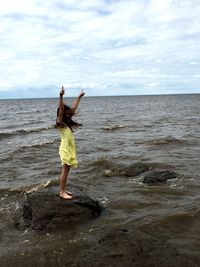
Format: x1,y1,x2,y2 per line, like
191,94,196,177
0,94,200,265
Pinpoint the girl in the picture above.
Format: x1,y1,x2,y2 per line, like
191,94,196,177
56,86,85,199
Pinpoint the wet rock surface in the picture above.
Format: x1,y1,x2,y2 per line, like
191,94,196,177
15,187,102,231
123,162,178,184
124,162,150,177
142,170,177,184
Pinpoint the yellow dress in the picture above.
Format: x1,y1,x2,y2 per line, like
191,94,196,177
58,127,77,167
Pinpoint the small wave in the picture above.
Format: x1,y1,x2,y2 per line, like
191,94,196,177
136,136,185,146
149,136,184,145
90,157,111,167
23,180,58,194
89,157,118,170
1,139,57,161
102,124,128,131
0,188,21,196
0,126,54,140
0,132,13,140
15,139,57,152
88,157,126,177
0,179,59,195
17,126,54,134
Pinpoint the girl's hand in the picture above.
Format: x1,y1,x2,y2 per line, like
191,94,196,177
79,89,85,98
60,86,65,97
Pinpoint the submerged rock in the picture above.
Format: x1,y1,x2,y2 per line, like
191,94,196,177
70,228,198,267
124,162,149,177
2,226,198,267
143,170,177,184
16,187,102,231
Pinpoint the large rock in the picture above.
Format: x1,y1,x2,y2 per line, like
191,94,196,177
124,162,149,177
16,187,102,231
143,170,177,184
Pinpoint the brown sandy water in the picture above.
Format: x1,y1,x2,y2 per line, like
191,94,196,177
0,94,200,265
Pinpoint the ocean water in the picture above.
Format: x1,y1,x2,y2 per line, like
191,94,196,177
0,94,200,264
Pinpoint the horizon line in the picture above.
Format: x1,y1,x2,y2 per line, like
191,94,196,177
0,92,199,100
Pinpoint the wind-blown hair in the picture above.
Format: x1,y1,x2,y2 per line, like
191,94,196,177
56,105,82,131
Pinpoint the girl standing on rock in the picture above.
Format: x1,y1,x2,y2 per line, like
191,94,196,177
56,86,85,199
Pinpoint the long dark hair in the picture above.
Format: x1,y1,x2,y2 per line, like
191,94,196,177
56,105,82,131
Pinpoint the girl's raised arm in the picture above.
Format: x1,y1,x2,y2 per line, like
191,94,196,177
71,89,85,114
57,86,65,123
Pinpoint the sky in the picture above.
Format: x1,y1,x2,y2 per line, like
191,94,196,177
0,0,200,98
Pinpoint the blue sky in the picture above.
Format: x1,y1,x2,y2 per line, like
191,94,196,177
0,0,200,98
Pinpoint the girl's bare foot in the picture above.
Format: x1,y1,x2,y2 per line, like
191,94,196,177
60,192,73,199
66,190,74,196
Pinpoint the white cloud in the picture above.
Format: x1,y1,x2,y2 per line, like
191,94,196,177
148,82,159,87
0,0,200,97
105,69,142,78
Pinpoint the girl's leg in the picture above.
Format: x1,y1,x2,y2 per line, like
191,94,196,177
59,164,73,199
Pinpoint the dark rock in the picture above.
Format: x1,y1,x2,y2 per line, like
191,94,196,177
71,228,198,267
124,162,149,177
143,170,177,184
16,186,102,231
2,227,198,267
